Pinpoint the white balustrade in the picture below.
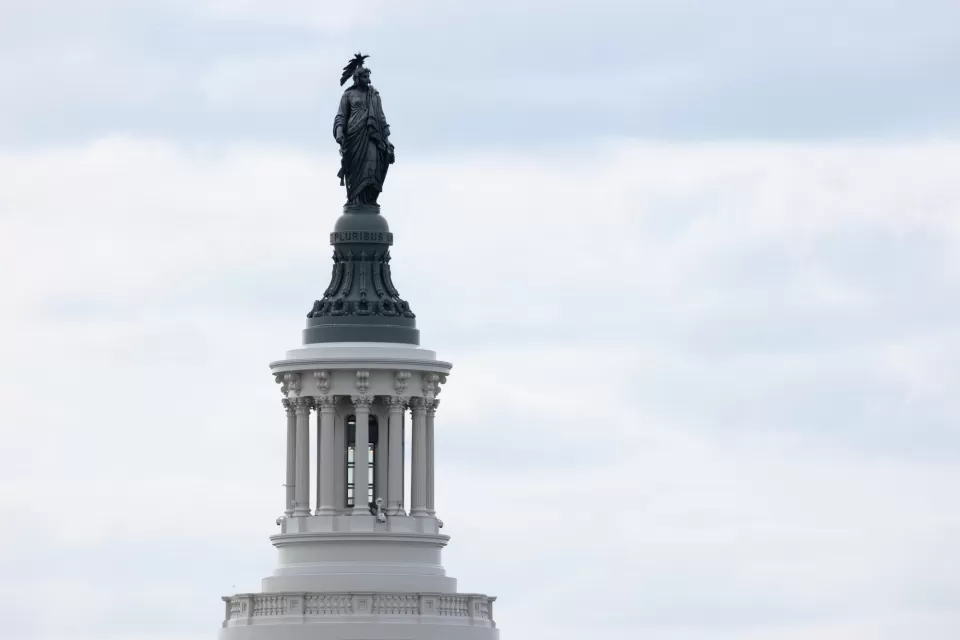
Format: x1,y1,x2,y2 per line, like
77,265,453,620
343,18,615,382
222,592,496,627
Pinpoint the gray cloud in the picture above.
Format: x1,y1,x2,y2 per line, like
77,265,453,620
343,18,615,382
1,1,959,148
1,137,958,639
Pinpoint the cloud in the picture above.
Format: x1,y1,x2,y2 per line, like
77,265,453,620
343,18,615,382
1,136,959,639
1,1,959,147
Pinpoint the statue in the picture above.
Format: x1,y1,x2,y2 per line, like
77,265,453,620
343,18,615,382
304,53,416,342
334,53,395,206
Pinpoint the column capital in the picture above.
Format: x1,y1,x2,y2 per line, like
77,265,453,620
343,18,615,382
426,398,439,417
410,396,427,415
314,395,338,412
351,394,374,408
281,398,295,414
294,396,313,414
385,395,407,410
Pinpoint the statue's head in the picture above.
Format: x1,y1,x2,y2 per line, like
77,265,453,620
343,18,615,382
353,66,371,88
340,52,371,88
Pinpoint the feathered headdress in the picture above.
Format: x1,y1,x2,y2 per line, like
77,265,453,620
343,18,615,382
340,52,369,86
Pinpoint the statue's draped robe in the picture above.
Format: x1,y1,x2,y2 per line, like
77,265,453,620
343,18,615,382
334,85,391,205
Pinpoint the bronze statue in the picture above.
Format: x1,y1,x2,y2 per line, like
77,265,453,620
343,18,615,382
334,54,395,206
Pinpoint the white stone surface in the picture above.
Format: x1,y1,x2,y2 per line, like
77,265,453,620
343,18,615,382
283,401,296,517
272,342,452,376
293,399,311,517
387,398,405,515
351,395,372,516
315,398,337,515
218,340,498,639
220,591,496,640
411,399,428,517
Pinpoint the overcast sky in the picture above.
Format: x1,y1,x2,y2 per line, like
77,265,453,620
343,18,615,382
1,2,959,640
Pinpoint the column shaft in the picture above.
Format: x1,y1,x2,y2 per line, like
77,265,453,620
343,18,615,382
426,400,438,515
283,400,296,517
334,411,345,510
316,397,337,514
374,409,389,505
314,406,321,514
387,398,406,514
293,398,312,517
352,395,373,515
410,399,428,517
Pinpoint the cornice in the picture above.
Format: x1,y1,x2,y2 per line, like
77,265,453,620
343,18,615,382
269,531,450,547
269,357,452,375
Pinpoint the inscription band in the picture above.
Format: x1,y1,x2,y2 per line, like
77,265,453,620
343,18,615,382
330,231,394,245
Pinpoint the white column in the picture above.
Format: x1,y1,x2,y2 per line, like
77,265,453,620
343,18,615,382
334,407,345,510
374,404,389,505
426,399,438,516
293,397,312,517
314,396,337,514
283,399,296,517
314,405,321,514
352,395,373,515
387,396,406,514
410,398,428,517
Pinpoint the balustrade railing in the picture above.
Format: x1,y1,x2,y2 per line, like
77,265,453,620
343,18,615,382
222,592,495,627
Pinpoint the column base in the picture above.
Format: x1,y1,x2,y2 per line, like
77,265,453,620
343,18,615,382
410,509,430,517
313,506,336,516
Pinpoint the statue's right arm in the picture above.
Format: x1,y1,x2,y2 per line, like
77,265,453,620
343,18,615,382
333,93,350,144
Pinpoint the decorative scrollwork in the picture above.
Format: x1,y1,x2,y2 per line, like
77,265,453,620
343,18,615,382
434,373,447,396
355,295,373,315
324,255,343,297
284,372,301,396
378,298,398,316
330,297,348,316
422,373,440,396
356,370,370,393
358,250,368,296
337,250,354,297
382,251,399,296
371,251,386,296
313,370,331,394
306,247,417,319
394,371,410,394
